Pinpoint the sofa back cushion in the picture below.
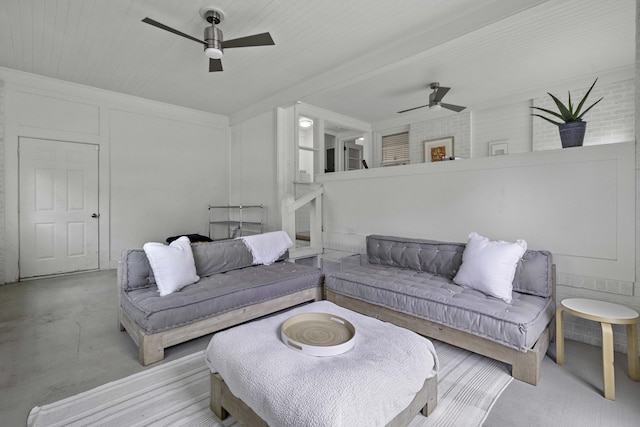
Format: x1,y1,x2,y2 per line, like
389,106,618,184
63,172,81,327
121,239,287,292
192,239,255,276
367,235,464,279
366,235,553,298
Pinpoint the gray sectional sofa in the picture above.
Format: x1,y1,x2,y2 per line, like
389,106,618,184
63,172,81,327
118,239,323,365
325,234,556,385
118,233,555,385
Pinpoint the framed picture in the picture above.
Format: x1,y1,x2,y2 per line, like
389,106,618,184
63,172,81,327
424,137,454,162
489,141,509,156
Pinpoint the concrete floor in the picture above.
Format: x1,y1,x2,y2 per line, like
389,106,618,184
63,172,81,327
1,270,639,426
0,270,211,427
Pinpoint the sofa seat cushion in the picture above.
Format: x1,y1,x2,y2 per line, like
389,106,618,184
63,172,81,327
325,263,554,352
121,261,323,334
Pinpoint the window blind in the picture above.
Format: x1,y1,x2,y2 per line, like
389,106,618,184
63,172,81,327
382,132,409,166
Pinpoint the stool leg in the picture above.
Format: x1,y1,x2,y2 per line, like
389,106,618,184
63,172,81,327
556,307,565,365
626,323,639,381
601,322,615,400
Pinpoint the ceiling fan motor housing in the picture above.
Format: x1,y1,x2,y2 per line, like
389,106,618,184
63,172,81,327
429,82,439,103
204,26,223,49
203,8,224,58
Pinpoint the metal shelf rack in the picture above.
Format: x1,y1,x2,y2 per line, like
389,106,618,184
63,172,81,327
208,204,263,240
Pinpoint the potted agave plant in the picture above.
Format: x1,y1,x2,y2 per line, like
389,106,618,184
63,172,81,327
531,78,603,148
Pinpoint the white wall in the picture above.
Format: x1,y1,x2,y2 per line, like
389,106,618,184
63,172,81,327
0,68,229,282
471,100,532,157
229,110,279,231
318,143,634,280
108,109,228,261
317,142,637,352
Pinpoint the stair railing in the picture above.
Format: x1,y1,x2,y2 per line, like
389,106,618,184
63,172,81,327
281,185,323,259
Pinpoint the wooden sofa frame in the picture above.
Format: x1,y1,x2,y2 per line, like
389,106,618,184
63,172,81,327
326,264,556,386
117,262,323,365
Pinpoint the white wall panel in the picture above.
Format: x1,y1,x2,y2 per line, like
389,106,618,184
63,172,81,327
67,222,85,256
109,109,228,261
229,110,279,231
35,223,54,259
471,100,532,157
17,91,100,135
66,170,85,211
317,142,635,282
35,168,54,210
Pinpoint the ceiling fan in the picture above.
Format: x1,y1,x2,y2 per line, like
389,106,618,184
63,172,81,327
142,6,275,72
398,82,466,114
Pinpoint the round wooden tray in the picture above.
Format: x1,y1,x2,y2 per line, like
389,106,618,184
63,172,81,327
280,312,356,356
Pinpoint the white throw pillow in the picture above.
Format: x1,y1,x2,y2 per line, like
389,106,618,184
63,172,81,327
453,232,527,303
143,236,200,297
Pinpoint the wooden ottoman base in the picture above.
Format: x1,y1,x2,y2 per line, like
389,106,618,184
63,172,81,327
210,371,437,427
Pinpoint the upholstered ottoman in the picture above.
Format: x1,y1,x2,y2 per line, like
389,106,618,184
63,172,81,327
205,301,439,427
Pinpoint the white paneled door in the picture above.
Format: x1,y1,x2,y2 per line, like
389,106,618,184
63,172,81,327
19,138,99,278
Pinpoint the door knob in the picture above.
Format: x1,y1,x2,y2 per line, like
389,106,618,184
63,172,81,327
91,213,100,218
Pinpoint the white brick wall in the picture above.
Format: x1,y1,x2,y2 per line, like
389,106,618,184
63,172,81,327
0,80,5,284
408,112,471,163
558,272,634,296
471,100,533,156
532,78,635,151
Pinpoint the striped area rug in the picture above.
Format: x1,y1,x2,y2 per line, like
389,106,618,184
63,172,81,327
27,340,512,427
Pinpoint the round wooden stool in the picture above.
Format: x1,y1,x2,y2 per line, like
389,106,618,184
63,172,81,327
556,298,639,400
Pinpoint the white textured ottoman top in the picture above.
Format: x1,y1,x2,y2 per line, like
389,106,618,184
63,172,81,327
205,300,438,427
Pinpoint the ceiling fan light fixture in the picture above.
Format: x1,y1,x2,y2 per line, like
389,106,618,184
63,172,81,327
205,47,223,59
299,117,313,128
142,6,274,73
429,103,442,111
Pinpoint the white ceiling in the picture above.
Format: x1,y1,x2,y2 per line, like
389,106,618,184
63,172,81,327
0,0,634,125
